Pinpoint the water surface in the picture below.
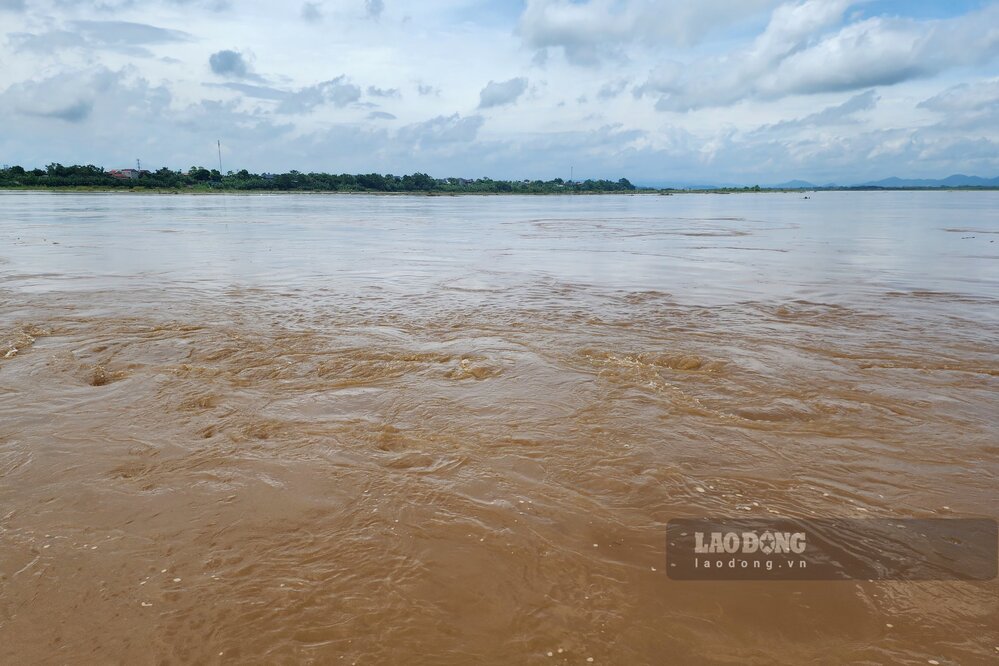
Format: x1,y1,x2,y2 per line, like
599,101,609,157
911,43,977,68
1,191,997,664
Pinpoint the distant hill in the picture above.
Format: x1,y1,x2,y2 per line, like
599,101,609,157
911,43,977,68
638,180,731,190
858,174,999,188
607,174,999,191
771,175,999,189
646,174,999,190
771,180,817,189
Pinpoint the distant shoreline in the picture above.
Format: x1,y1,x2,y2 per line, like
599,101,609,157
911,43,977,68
0,186,651,195
5,165,998,195
2,185,998,195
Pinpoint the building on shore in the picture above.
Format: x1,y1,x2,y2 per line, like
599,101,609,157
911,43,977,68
107,168,148,180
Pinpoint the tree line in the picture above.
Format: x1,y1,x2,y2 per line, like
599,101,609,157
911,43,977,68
0,163,638,194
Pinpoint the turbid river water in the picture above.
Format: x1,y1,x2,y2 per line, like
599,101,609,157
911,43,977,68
0,191,996,664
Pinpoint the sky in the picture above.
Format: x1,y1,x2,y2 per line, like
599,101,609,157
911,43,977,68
1,0,998,185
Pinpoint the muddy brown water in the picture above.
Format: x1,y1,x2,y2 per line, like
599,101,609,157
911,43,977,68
0,191,997,664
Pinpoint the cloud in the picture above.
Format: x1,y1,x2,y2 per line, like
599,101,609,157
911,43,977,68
28,100,94,123
365,0,384,19
761,19,926,95
10,20,192,57
919,78,999,113
301,2,322,22
639,0,854,109
367,86,400,98
397,113,483,147
771,6,999,95
640,1,999,111
916,78,999,132
816,89,880,119
171,99,294,157
597,79,628,100
211,82,287,101
212,76,361,113
407,122,651,180
65,0,232,9
1,0,997,183
209,50,264,81
72,20,192,46
519,0,781,65
1,72,102,123
478,77,528,109
0,67,171,129
278,77,361,112
756,89,879,134
9,30,86,52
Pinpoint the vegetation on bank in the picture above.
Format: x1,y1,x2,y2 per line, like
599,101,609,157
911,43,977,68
0,163,638,194
2,164,997,194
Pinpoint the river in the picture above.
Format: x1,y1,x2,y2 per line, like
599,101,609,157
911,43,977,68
1,190,996,664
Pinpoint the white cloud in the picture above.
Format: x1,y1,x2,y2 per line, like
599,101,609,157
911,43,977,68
367,85,400,98
278,77,361,112
397,113,484,147
919,78,999,114
478,77,528,108
754,89,879,134
211,75,362,113
0,68,136,123
519,0,782,65
301,2,322,22
597,79,628,100
642,1,999,111
209,50,258,80
365,0,384,20
11,20,192,57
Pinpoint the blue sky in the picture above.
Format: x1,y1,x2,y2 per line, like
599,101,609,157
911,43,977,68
1,0,998,185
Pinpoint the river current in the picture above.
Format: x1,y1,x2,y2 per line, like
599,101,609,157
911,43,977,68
1,191,996,664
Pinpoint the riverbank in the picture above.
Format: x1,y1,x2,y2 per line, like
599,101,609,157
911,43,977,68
3,184,998,195
0,185,658,195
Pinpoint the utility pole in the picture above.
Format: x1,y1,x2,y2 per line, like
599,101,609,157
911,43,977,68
570,166,573,183
217,140,223,173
